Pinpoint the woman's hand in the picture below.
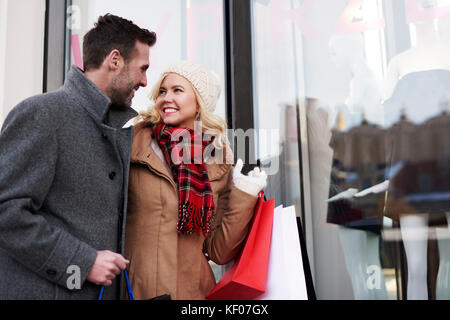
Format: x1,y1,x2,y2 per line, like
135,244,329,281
232,158,268,197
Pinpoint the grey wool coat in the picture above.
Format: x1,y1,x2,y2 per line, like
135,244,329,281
0,66,137,300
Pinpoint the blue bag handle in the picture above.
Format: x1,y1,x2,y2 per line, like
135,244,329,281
98,269,134,300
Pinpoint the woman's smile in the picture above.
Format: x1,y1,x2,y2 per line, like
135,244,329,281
163,107,179,114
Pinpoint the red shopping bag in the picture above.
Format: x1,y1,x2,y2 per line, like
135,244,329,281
206,192,275,300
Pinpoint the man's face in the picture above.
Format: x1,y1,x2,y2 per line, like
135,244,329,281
110,41,150,107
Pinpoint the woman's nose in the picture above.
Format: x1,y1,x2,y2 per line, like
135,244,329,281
163,91,175,102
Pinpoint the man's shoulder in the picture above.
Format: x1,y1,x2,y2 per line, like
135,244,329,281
22,89,71,110
8,90,73,120
2,90,75,133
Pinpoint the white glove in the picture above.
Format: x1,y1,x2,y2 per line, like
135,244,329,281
233,158,268,197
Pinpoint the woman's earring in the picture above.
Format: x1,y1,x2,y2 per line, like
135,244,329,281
196,112,200,121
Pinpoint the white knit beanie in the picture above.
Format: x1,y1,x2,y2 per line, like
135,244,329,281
163,61,221,113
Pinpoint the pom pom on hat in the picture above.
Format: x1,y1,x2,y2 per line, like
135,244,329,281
163,61,221,113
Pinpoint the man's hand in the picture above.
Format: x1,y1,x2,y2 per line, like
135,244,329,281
86,250,129,286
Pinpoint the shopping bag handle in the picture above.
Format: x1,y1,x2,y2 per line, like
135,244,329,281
98,269,134,300
258,191,267,201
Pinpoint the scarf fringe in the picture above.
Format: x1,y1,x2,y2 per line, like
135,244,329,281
178,201,214,236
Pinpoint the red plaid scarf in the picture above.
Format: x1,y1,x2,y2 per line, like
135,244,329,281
152,122,215,235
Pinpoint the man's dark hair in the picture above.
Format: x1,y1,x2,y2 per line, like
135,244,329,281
83,14,157,71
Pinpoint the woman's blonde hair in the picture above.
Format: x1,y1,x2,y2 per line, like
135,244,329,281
135,72,229,150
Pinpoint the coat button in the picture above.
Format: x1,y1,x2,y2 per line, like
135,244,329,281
109,171,116,180
46,269,57,277
101,133,108,140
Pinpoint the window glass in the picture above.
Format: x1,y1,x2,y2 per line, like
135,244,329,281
251,0,304,216
69,0,226,120
252,0,450,300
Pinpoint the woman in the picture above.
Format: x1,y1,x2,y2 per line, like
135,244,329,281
125,61,267,300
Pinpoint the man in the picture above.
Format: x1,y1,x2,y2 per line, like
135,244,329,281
0,14,156,299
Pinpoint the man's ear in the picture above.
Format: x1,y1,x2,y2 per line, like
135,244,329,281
106,49,122,71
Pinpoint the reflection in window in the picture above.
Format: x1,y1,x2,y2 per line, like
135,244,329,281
69,0,226,119
251,0,303,214
252,0,450,299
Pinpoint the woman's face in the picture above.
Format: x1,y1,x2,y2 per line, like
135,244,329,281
155,73,199,130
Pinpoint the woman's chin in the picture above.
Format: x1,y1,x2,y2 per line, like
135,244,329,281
162,118,180,127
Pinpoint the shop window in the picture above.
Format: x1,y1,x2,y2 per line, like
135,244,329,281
252,0,450,300
68,0,226,120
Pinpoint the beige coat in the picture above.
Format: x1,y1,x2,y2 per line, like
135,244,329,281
125,122,258,300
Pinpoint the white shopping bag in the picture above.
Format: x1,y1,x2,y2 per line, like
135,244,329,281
256,205,308,300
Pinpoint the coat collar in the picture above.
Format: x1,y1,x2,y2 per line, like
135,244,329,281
131,122,232,183
63,65,138,128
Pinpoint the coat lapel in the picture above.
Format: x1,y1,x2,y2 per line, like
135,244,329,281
63,65,138,129
131,122,177,190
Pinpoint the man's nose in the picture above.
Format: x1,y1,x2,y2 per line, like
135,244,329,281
140,74,148,87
